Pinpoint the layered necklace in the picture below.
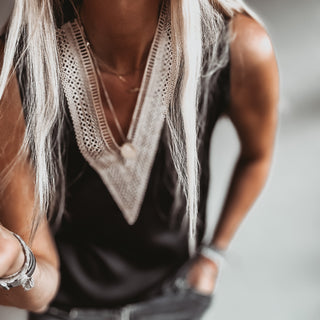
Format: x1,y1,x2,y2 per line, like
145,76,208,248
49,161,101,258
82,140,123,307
91,52,139,160
58,0,177,223
71,1,149,160
93,54,143,94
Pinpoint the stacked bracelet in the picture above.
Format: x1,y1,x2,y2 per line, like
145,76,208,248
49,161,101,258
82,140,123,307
0,233,36,291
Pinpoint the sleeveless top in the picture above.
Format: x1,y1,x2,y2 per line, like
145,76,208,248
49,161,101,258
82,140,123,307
50,67,229,311
15,6,231,310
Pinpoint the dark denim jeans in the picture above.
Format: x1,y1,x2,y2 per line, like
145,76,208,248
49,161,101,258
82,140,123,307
29,259,214,320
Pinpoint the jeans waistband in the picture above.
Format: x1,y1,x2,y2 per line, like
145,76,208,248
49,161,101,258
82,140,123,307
47,305,135,320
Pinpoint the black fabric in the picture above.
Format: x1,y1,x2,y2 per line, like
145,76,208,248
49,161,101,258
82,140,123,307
50,62,230,309
15,37,230,310
29,253,213,320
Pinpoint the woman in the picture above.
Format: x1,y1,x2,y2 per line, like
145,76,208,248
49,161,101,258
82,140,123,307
0,0,278,319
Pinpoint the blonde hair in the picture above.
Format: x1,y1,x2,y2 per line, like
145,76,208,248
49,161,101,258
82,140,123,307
0,0,259,251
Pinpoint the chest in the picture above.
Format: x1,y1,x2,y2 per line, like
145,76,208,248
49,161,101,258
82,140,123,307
97,70,142,145
57,1,177,225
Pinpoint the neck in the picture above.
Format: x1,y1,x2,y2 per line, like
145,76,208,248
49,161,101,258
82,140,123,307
80,0,163,73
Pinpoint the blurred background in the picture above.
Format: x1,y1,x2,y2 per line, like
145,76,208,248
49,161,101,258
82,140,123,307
0,0,319,319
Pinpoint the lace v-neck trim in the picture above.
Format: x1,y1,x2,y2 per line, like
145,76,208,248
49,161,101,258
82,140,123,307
75,1,168,152
57,1,178,224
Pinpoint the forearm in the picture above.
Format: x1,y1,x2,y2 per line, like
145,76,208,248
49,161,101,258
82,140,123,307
0,222,60,313
0,186,60,312
0,255,60,312
211,155,272,250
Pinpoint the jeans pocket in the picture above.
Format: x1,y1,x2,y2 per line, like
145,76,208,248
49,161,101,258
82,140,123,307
173,275,214,301
172,256,216,300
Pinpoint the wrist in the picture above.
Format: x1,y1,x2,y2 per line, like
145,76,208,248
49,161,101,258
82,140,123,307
198,244,226,269
3,238,25,277
0,233,36,291
196,244,227,295
210,237,229,252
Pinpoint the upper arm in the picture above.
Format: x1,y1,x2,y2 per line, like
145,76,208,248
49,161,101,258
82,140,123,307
0,41,59,269
227,14,279,161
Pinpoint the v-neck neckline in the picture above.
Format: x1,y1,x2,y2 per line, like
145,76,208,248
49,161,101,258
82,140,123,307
74,1,168,155
57,0,179,224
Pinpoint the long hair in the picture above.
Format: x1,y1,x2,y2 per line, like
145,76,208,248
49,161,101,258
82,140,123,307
0,0,260,251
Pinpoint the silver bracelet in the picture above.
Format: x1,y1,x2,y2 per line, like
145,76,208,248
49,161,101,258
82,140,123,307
0,233,36,291
199,245,226,268
198,245,226,294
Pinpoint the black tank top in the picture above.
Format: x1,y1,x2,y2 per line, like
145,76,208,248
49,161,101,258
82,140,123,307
15,34,230,310
51,62,230,309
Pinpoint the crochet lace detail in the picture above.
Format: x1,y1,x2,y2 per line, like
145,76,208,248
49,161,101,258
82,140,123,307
57,1,177,224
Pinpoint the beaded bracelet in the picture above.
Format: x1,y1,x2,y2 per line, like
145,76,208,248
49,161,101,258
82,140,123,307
0,233,36,291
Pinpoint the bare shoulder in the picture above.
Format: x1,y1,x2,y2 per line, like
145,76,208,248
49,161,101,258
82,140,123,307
230,14,276,74
228,14,279,115
226,14,279,158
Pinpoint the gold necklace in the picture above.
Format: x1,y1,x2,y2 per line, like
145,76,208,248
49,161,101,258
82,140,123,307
92,50,137,160
70,0,137,159
93,55,143,93
87,42,137,159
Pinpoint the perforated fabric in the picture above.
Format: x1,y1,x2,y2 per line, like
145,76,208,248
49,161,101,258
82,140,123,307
57,1,178,224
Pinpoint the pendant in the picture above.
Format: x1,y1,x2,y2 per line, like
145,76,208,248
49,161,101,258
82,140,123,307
120,142,137,160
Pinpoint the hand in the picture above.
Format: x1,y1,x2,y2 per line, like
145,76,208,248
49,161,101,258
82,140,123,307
186,255,219,296
0,224,25,278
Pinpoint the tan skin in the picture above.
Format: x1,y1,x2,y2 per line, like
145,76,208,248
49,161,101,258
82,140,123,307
0,0,278,311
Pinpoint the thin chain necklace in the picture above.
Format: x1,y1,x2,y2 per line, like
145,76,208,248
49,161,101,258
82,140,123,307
94,54,145,93
69,1,142,94
92,52,137,159
70,0,137,160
